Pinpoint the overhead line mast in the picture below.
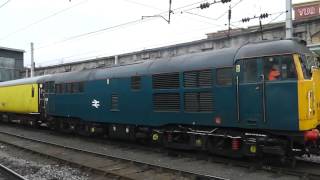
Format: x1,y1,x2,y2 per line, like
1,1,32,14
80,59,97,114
285,0,293,39
241,13,270,40
142,0,173,24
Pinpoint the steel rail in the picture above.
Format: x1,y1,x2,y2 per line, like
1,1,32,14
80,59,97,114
0,163,28,180
0,130,228,180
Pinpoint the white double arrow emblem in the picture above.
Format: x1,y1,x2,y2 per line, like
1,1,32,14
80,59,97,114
92,99,100,108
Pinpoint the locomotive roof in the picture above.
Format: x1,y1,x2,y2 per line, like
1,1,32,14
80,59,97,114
235,39,311,59
36,47,238,84
0,39,312,86
0,75,50,87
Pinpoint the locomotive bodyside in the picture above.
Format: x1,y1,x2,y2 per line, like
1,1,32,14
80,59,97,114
0,39,319,158
46,40,316,131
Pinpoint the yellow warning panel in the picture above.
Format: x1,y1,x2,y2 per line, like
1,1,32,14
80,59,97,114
0,84,39,114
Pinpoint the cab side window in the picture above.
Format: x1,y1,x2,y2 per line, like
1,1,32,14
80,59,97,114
239,60,257,83
281,56,296,79
263,57,281,81
263,55,296,81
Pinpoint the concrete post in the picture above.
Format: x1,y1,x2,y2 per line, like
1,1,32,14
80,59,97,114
25,68,28,78
286,0,293,39
114,55,118,65
30,42,35,77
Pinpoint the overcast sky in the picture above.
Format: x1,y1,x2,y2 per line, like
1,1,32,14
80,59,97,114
0,0,311,67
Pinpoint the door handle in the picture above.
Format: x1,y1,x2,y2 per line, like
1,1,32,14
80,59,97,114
260,74,265,81
255,86,260,90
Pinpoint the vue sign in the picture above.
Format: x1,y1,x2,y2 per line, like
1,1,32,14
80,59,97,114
294,4,320,20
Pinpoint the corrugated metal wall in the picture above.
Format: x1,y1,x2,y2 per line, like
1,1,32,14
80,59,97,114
0,49,24,82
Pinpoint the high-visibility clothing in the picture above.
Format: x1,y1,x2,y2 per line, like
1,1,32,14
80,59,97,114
269,69,280,80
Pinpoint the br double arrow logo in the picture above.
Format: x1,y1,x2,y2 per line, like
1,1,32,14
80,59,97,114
91,99,100,109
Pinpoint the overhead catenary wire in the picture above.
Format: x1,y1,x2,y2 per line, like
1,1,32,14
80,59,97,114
34,0,241,56
0,0,88,41
181,0,231,12
180,0,244,31
17,0,286,68
232,10,287,24
265,11,287,25
0,0,11,9
36,8,235,66
36,18,146,50
35,0,225,50
121,0,164,12
215,0,243,20
183,12,226,27
181,0,243,22
32,0,243,54
234,11,287,40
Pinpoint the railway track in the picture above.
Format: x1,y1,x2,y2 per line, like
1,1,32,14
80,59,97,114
0,124,320,179
0,129,227,180
0,163,27,180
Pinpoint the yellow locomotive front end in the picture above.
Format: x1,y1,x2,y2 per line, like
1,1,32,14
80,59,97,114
0,83,39,114
293,53,320,147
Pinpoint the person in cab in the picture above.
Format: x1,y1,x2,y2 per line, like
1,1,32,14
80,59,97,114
269,64,280,80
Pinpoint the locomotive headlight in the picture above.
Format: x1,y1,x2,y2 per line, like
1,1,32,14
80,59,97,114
250,145,257,153
152,133,159,141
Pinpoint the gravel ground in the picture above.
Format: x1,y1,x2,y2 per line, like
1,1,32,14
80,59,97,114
300,155,320,163
0,143,92,180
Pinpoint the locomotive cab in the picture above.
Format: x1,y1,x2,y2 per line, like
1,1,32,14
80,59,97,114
294,53,320,130
232,40,320,157
293,53,320,149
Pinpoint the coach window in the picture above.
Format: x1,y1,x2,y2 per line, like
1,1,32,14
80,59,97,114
216,67,233,85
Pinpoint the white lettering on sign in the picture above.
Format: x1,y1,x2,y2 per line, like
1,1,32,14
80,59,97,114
91,99,100,108
298,7,316,16
294,4,320,20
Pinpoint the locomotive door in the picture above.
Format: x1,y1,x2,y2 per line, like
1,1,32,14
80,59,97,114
39,84,45,117
235,58,265,126
41,81,55,117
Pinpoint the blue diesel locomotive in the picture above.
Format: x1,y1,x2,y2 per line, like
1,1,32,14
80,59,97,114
0,39,320,158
